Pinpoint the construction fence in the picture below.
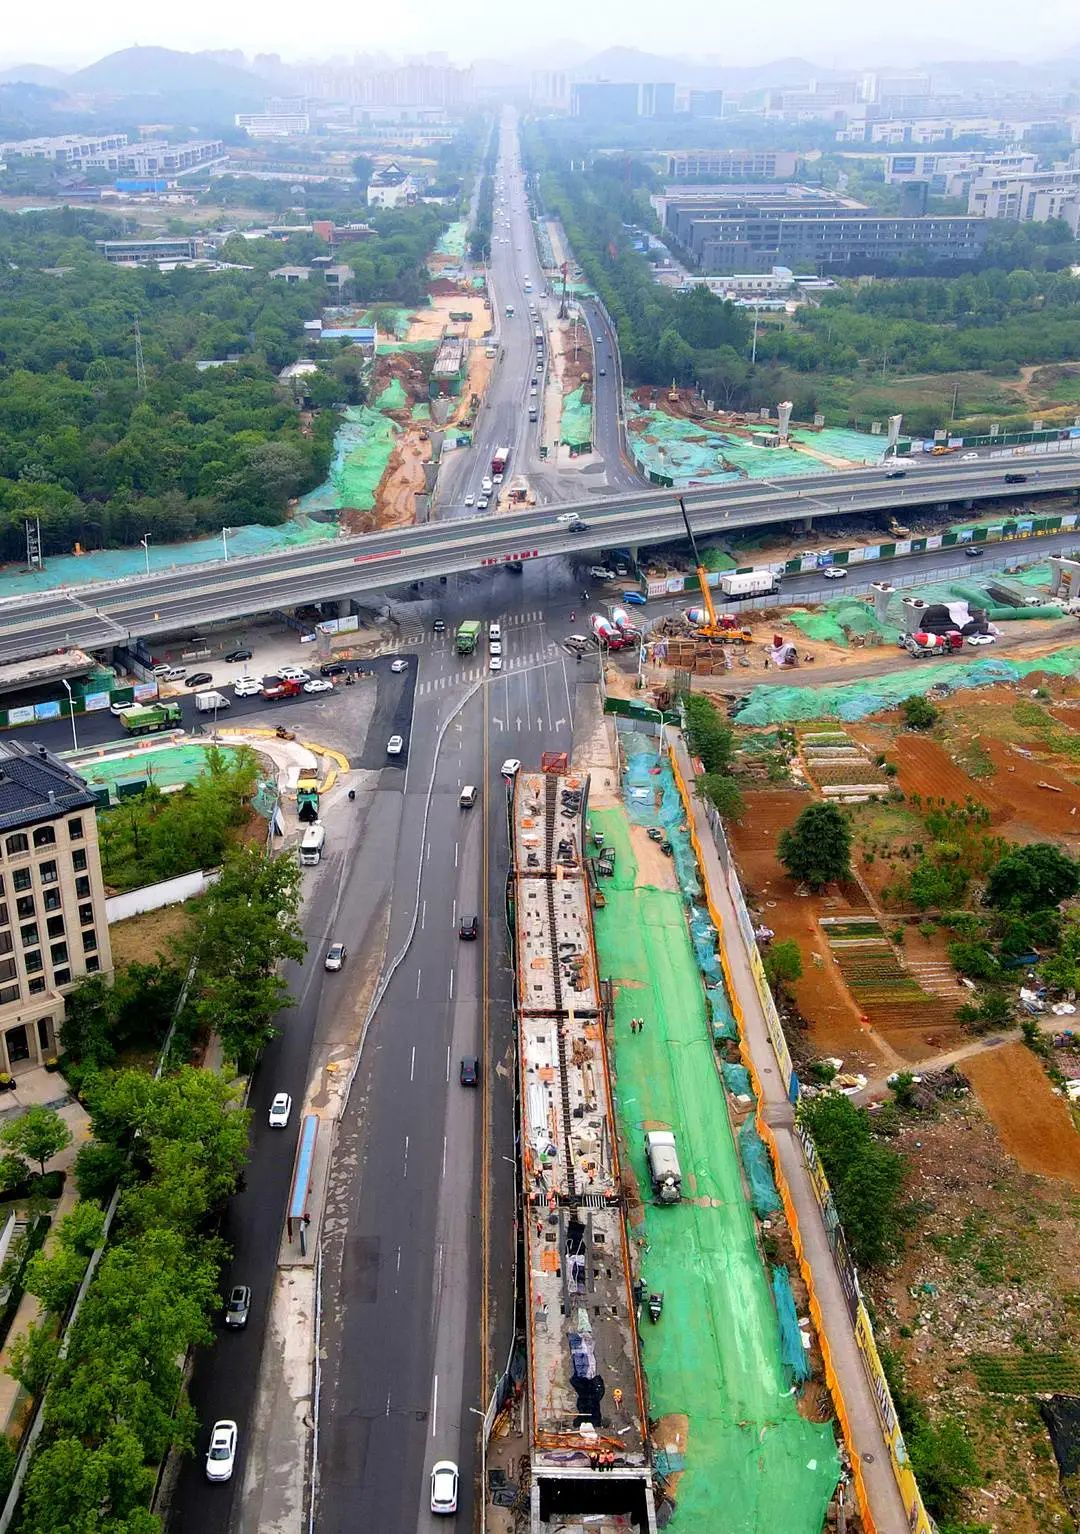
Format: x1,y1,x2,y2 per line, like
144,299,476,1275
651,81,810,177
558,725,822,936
669,746,935,1534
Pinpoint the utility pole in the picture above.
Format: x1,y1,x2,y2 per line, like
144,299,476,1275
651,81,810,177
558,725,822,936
24,517,42,571
751,307,759,366
133,316,146,397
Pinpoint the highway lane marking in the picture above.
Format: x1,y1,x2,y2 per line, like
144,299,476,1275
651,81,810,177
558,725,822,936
386,1390,391,1417
452,897,457,927
446,1045,451,1083
442,1135,448,1178
421,899,426,930
454,840,459,869
403,1135,409,1180
416,969,422,999
431,1374,439,1437
410,1045,416,1082
449,967,455,1000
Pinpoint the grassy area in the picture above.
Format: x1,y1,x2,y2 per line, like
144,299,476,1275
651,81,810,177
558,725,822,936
107,903,195,968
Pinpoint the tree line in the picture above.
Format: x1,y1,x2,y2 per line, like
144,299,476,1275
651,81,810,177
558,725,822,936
0,199,453,560
525,127,1080,430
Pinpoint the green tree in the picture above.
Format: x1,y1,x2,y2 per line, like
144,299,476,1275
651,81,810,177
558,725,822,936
763,938,803,994
193,846,305,1068
25,1199,106,1314
2,1104,72,1176
777,802,852,890
797,1094,906,1268
948,940,1000,981
695,772,744,821
901,695,939,730
683,693,735,775
985,842,1080,911
7,1320,61,1396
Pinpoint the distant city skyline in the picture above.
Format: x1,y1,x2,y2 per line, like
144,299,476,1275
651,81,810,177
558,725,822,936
3,0,1080,78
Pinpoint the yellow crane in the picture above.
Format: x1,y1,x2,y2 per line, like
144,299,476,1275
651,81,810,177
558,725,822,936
677,497,753,645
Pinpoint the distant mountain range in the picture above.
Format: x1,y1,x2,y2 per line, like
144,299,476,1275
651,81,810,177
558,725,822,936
0,45,269,105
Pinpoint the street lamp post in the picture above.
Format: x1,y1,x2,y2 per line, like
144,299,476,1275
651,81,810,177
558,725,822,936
60,678,78,753
140,533,152,576
468,1406,488,1534
639,703,666,759
222,526,232,563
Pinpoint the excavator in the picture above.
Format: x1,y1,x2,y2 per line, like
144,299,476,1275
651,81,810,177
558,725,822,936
677,497,754,645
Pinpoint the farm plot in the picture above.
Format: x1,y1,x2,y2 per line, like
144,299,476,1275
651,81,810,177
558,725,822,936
800,729,889,800
822,917,961,1048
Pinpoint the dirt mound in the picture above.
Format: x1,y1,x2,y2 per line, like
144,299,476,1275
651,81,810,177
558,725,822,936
964,1042,1080,1187
427,277,467,297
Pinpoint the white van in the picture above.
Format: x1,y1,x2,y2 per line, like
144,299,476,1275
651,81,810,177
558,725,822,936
299,823,326,866
459,786,477,809
556,512,582,526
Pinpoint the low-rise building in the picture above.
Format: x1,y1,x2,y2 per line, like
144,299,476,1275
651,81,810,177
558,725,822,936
884,149,1037,193
0,741,111,1075
96,237,201,266
269,264,312,283
967,166,1080,232
665,149,797,181
234,112,310,138
86,138,226,179
366,162,417,208
0,132,128,164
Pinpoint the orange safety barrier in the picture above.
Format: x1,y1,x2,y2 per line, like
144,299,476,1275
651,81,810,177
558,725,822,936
670,745,939,1534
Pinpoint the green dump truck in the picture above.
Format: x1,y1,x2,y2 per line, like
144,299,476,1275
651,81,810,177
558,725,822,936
455,620,482,656
119,702,183,736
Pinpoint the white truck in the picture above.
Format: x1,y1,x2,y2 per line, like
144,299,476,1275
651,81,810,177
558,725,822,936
718,569,781,601
644,1130,682,1203
298,823,326,867
194,690,231,713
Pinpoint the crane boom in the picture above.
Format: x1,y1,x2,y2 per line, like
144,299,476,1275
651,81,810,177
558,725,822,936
677,496,720,631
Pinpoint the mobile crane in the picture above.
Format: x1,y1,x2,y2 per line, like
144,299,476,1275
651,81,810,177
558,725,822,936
676,497,754,645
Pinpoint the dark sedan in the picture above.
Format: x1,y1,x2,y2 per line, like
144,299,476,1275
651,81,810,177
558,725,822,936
184,672,214,688
224,648,252,663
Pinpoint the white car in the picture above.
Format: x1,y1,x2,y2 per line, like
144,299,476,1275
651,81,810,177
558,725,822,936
822,567,847,580
489,639,502,656
206,1421,237,1483
464,493,474,506
109,700,135,716
278,667,310,683
501,758,520,778
966,632,997,646
303,678,334,694
960,452,979,462
430,1461,459,1516
387,735,404,756
477,496,490,510
268,1092,292,1129
233,676,262,697
390,658,409,673
489,621,501,639
489,655,503,672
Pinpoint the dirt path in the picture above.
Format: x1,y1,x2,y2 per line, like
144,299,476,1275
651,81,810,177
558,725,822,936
627,823,679,891
963,1041,1080,1187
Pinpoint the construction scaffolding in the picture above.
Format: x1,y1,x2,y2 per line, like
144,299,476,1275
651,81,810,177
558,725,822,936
510,766,656,1534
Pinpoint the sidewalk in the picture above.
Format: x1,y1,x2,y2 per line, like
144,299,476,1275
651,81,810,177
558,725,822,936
0,1070,91,1435
674,737,911,1534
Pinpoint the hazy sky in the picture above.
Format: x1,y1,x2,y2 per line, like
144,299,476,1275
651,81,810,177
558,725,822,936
2,0,1078,71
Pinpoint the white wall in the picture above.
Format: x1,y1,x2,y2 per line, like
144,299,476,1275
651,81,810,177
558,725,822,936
105,869,218,924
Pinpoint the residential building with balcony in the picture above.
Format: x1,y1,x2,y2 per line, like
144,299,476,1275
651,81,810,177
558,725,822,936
0,742,110,1075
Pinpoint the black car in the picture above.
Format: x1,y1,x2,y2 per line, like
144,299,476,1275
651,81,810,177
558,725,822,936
459,914,479,941
1004,472,1028,484
460,1056,479,1087
224,648,252,663
506,561,523,574
184,671,214,688
885,469,906,479
433,619,446,634
224,1285,251,1328
320,661,348,677
568,521,589,534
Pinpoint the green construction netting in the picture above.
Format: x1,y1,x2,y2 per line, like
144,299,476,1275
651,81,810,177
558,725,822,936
561,386,592,449
375,377,408,410
380,339,439,355
358,306,411,338
411,402,431,421
625,405,883,485
433,221,467,259
78,743,243,793
701,546,738,572
721,1061,753,1097
736,644,1080,725
708,984,738,1042
297,404,400,514
772,1267,813,1385
587,746,839,1529
788,599,890,648
739,1118,783,1218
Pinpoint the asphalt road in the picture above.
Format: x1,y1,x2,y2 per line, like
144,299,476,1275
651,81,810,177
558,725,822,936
315,606,574,1531
3,458,1077,660
167,669,417,1532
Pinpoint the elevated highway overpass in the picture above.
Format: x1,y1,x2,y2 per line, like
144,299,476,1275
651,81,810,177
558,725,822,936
0,458,1077,663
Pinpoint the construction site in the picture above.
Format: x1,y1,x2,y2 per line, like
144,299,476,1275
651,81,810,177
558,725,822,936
508,749,842,1534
